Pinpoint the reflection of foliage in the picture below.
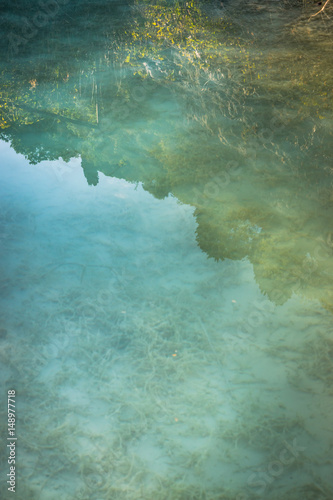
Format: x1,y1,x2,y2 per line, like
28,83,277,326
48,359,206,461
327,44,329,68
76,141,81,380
110,0,256,129
119,0,247,73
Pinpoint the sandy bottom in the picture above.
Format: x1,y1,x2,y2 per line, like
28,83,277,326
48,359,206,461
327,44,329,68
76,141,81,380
0,142,332,500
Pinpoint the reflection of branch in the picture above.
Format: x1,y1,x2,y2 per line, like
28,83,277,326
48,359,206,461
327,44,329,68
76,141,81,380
0,99,96,129
19,103,97,129
310,0,331,17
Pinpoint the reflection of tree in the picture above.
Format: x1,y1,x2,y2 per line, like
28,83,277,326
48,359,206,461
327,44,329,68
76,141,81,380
1,0,333,309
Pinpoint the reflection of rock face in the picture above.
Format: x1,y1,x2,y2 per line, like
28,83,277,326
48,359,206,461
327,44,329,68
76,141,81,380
1,0,333,309
82,158,99,186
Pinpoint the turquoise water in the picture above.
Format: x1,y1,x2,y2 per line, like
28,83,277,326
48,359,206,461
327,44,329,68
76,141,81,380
0,1,333,498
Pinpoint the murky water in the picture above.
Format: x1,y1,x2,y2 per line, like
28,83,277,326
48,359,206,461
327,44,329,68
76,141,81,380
0,1,333,498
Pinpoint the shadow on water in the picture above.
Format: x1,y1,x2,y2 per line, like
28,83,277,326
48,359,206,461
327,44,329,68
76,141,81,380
0,0,333,309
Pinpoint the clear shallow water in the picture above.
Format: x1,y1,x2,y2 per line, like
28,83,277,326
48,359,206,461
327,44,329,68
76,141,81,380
0,1,333,499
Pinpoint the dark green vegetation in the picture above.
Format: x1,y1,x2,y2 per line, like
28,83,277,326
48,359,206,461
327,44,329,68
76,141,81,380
0,0,333,308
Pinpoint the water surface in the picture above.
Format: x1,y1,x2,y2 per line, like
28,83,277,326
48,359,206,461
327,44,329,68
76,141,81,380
0,1,333,498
